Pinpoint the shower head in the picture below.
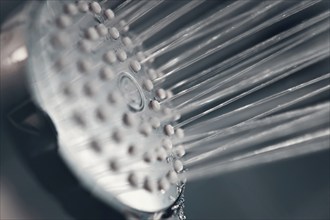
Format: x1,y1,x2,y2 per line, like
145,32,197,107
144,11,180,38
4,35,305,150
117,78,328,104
1,0,186,219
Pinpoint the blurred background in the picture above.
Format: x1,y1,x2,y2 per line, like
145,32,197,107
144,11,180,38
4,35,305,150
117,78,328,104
1,1,329,219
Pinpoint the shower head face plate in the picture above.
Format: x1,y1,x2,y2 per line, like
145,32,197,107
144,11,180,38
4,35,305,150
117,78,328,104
26,0,185,214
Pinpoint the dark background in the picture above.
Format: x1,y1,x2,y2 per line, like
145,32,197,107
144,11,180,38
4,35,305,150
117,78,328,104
1,1,329,219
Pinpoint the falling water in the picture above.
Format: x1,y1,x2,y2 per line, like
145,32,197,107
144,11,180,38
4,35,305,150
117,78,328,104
114,0,330,182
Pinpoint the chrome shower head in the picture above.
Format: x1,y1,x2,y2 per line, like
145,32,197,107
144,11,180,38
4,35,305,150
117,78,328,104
1,1,186,219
